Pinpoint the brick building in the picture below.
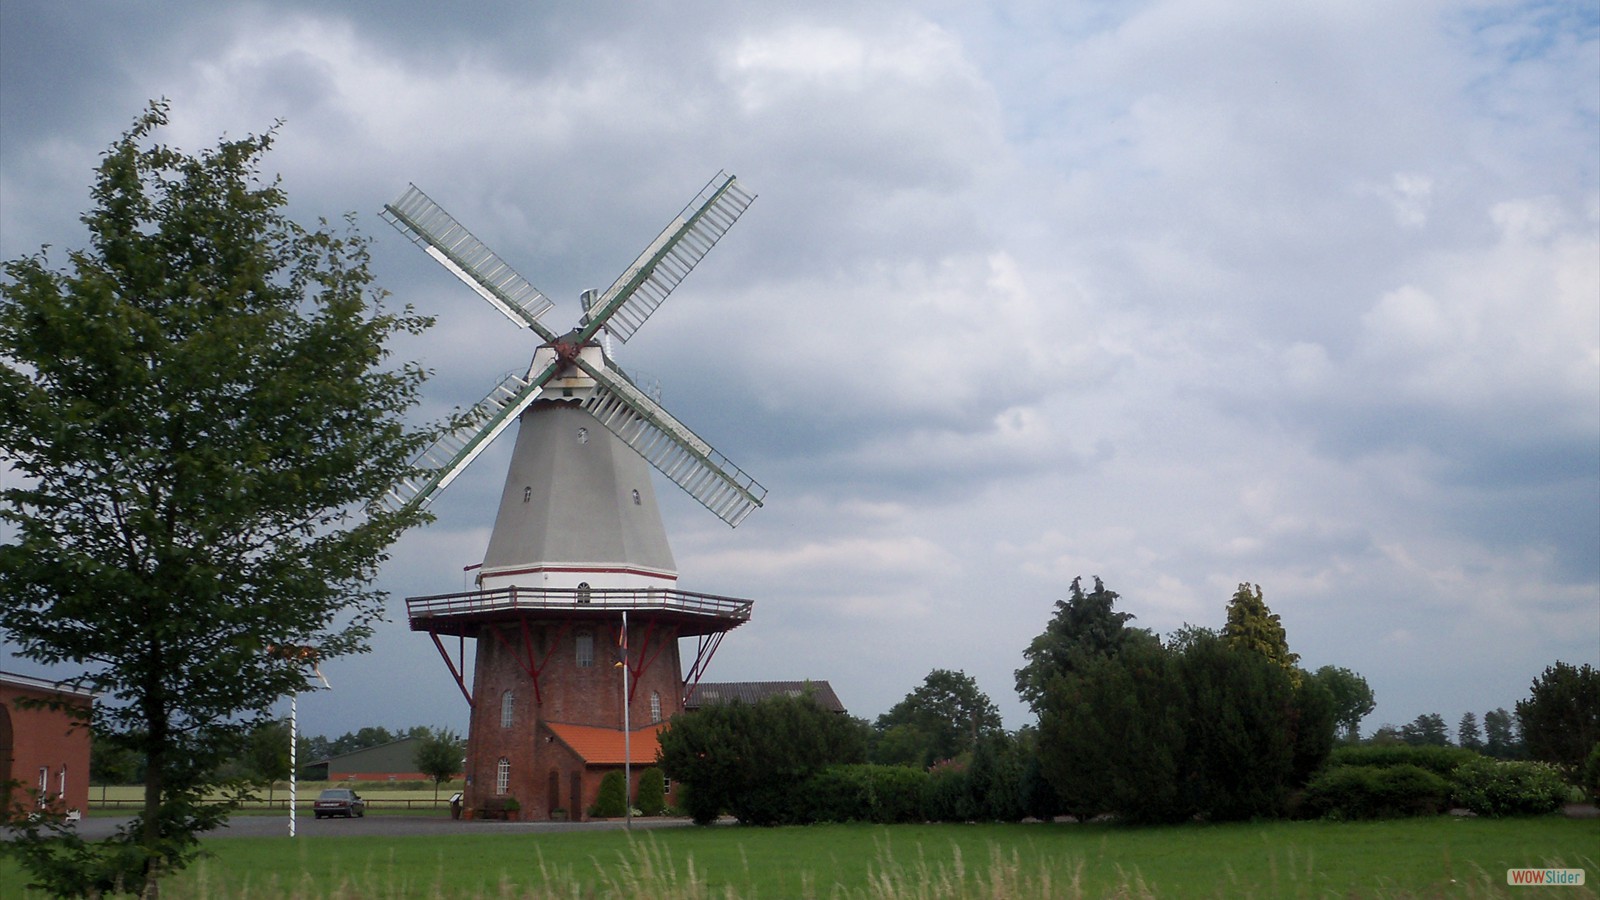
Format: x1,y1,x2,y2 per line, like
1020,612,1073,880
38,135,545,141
0,672,94,818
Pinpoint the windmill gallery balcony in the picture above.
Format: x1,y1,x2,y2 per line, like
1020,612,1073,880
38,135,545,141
407,585,752,639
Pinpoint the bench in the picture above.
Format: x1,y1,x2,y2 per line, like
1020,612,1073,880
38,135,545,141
476,797,517,820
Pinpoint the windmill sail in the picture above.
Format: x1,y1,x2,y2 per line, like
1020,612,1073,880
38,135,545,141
383,185,558,340
579,173,755,344
377,369,551,513
576,358,766,527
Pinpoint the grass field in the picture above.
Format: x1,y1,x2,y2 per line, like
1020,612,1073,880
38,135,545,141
3,816,1594,898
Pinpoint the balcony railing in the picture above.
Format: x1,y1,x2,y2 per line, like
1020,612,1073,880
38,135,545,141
407,585,753,630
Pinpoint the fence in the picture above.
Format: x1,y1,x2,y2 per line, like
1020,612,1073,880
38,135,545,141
88,798,453,812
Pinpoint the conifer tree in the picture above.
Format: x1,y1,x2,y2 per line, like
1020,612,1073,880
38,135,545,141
1221,582,1301,683
1015,576,1155,713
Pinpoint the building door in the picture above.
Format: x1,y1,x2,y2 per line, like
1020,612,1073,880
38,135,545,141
569,772,582,820
548,770,560,818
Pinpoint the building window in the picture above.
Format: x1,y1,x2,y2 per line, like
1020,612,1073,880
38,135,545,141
576,427,588,444
631,489,641,505
496,758,510,795
576,581,591,604
650,690,662,723
501,690,515,728
575,631,594,668
523,486,532,503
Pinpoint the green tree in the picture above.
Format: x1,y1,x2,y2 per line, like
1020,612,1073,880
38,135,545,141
1309,665,1376,742
1016,576,1155,713
634,766,667,817
330,726,399,756
1036,641,1190,824
873,669,1002,767
871,723,933,768
1516,661,1600,772
1177,629,1298,821
241,720,292,802
0,103,433,895
1221,583,1300,683
1458,711,1484,752
593,770,628,818
1400,713,1450,747
657,693,866,825
1484,708,1522,758
413,728,463,801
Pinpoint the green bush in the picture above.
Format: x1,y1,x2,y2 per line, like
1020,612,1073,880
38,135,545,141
803,764,927,824
1328,743,1479,777
1583,742,1600,805
1450,758,1568,817
635,767,666,817
921,764,973,822
592,770,628,818
1297,764,1450,819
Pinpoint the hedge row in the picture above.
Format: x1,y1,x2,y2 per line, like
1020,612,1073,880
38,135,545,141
1297,745,1570,820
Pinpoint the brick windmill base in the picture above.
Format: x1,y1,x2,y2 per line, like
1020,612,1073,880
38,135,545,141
409,587,748,820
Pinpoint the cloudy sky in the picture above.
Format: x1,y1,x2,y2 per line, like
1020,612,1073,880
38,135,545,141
2,0,1596,742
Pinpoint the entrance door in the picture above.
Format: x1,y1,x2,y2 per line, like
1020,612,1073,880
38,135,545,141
569,772,582,821
547,770,560,818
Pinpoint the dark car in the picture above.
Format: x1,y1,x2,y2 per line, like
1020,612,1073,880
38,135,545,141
312,788,365,819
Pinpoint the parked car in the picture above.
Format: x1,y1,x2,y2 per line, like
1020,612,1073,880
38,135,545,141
313,788,365,819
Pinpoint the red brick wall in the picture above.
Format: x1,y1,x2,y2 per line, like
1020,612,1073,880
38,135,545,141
461,616,686,820
1,679,92,817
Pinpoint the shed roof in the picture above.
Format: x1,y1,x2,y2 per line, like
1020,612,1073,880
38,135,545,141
685,680,845,713
544,721,664,766
320,736,434,773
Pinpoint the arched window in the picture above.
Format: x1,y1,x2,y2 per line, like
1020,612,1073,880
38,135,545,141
496,757,510,795
575,631,594,668
650,690,662,723
501,690,515,728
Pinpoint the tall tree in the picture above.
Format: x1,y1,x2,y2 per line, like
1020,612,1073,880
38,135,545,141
1221,583,1300,682
241,720,292,802
1483,708,1521,758
0,103,434,894
1516,661,1600,772
1457,712,1484,752
1036,641,1190,824
414,728,464,801
1015,576,1155,713
1400,713,1451,747
874,669,1002,767
1309,665,1376,742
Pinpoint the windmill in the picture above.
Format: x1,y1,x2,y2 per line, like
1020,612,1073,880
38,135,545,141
381,173,763,821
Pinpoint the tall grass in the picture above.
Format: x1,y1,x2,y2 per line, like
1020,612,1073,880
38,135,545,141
4,818,1594,898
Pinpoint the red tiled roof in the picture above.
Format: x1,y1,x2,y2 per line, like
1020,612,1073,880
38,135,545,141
545,721,664,766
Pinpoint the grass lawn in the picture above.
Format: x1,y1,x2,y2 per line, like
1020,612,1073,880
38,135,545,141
3,816,1594,898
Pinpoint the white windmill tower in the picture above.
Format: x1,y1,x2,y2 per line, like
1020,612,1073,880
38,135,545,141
379,173,764,820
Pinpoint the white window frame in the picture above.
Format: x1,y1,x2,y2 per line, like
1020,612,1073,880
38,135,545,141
496,757,510,795
650,690,662,723
575,631,594,668
501,690,515,728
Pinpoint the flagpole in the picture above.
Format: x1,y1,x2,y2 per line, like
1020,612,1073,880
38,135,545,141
289,692,297,838
622,609,631,830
